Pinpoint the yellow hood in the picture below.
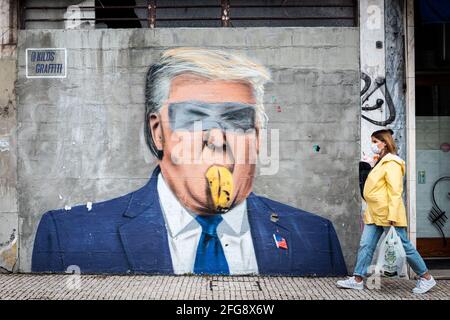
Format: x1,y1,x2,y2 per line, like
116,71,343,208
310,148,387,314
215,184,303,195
379,153,405,176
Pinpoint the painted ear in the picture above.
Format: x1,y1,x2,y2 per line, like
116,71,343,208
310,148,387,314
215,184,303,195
149,113,163,151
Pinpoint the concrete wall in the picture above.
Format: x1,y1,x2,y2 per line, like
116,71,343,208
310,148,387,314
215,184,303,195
359,0,407,159
14,27,360,272
385,0,407,161
359,0,386,162
0,0,19,273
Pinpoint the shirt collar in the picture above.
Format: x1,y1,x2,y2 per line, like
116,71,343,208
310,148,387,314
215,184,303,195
221,199,247,235
157,173,196,238
157,173,247,237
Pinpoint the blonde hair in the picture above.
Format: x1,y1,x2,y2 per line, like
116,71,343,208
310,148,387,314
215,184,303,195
145,47,271,158
371,129,397,155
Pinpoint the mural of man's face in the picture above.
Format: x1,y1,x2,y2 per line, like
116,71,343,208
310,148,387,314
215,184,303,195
149,74,260,215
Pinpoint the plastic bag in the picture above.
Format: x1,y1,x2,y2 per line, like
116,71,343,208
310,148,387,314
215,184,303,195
374,226,407,278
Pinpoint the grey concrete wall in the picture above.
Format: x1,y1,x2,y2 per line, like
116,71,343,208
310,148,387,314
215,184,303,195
15,27,361,272
0,0,18,273
0,58,18,273
385,0,407,161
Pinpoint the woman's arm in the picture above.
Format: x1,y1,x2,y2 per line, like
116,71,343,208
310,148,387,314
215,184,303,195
384,161,404,223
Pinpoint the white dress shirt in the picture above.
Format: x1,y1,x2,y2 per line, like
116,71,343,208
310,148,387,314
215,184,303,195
157,173,259,275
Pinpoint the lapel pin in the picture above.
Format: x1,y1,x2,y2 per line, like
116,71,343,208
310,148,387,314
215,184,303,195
273,234,288,250
270,212,279,223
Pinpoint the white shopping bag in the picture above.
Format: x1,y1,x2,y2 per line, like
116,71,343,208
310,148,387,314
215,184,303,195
374,226,407,278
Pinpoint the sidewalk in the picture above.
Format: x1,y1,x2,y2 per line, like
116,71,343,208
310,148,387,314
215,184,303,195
0,274,449,300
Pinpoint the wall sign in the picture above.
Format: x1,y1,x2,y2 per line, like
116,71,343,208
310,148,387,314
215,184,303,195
26,48,67,78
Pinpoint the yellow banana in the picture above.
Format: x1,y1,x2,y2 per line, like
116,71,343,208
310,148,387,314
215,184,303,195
205,165,234,213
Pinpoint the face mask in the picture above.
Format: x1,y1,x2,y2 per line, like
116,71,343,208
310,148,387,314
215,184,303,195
371,143,382,154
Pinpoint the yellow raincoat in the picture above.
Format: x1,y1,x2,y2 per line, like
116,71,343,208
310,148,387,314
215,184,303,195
363,153,407,227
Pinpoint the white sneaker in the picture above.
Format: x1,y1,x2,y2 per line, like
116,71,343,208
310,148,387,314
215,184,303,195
336,276,364,290
412,275,436,294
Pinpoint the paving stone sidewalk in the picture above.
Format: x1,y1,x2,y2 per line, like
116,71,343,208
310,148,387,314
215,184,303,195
0,274,448,300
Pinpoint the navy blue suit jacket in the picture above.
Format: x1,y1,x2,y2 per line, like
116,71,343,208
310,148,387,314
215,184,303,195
32,166,348,276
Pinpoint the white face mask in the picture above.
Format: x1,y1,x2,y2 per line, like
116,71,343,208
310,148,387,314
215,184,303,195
371,143,382,154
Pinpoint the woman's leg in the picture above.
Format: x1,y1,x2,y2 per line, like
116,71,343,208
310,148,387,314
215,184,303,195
353,224,385,279
393,227,429,277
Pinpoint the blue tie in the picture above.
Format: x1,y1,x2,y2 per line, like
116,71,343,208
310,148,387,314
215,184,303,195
193,215,230,275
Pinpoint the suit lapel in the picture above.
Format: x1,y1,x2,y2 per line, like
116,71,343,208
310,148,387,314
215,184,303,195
118,166,174,274
247,193,292,275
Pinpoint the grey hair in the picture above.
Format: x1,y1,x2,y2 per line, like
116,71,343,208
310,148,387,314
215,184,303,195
144,48,271,159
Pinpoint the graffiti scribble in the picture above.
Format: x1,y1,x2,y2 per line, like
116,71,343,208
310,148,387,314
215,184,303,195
360,72,396,126
428,176,449,246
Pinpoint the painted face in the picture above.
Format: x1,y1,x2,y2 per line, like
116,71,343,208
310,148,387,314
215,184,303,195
168,100,256,132
149,74,260,215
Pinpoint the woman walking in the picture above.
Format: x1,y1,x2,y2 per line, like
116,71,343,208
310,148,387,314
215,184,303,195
337,129,436,294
